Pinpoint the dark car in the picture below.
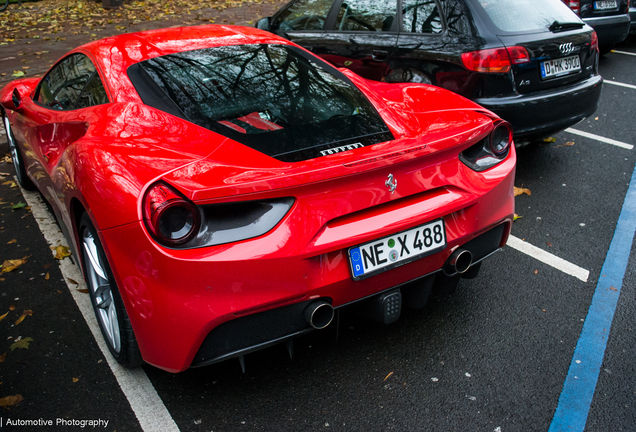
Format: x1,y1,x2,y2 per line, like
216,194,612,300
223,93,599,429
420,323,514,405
257,0,603,143
562,0,630,52
630,2,636,34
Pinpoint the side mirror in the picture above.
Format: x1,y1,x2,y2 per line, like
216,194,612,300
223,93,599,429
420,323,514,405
256,17,271,31
11,88,21,109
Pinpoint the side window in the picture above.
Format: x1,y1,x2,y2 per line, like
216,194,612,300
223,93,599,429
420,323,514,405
402,0,443,33
334,0,397,32
75,74,108,109
273,0,334,31
36,54,107,110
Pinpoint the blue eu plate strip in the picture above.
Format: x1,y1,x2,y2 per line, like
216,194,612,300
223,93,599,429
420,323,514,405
549,164,636,431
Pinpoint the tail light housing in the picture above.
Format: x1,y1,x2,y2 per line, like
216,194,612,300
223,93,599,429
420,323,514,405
142,181,295,249
143,182,201,247
461,46,530,74
590,31,599,52
562,0,581,15
460,120,513,172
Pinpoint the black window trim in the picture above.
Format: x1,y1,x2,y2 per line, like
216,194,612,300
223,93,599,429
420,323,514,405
397,0,447,35
34,52,111,112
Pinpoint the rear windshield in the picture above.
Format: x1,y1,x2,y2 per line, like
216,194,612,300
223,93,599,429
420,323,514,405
473,0,581,33
128,44,393,162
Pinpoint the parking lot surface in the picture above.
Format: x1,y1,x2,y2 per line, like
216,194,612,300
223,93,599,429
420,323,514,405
0,24,634,432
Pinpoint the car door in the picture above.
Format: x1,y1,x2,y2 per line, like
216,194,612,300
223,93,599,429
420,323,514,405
14,53,108,204
318,0,400,81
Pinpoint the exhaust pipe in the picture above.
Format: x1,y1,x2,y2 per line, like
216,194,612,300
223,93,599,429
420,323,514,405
445,248,473,274
302,301,334,330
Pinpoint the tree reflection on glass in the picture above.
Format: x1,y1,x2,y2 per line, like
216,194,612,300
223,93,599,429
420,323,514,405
133,44,393,162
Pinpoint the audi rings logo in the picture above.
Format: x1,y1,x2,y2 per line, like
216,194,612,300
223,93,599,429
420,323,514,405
559,42,575,55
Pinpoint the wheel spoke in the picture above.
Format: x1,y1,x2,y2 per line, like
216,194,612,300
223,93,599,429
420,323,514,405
82,232,107,280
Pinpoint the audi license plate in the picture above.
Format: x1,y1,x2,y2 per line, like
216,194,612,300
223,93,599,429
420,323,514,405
594,0,617,10
540,55,581,79
348,219,446,280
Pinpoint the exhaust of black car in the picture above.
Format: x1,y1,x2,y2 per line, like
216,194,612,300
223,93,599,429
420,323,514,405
302,301,334,330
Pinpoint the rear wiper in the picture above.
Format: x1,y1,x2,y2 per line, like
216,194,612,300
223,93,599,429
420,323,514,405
549,20,585,32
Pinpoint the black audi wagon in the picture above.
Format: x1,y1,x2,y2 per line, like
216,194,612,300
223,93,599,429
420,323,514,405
257,0,603,144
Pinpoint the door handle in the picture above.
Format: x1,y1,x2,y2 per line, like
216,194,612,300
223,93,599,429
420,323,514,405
372,50,389,60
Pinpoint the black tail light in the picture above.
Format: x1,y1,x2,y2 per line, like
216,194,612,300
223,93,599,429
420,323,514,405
460,120,513,172
143,182,201,247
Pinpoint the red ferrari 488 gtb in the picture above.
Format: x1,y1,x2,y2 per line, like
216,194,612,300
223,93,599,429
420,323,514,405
1,25,515,373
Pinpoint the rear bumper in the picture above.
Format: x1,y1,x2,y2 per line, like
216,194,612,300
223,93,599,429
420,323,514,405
474,74,603,142
583,14,630,45
101,149,516,372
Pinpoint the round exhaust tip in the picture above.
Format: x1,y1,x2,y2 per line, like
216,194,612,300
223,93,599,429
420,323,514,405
448,249,473,274
303,301,334,330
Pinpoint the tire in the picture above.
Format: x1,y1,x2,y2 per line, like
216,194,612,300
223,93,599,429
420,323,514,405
79,213,143,368
599,44,614,56
0,0,9,12
2,110,35,190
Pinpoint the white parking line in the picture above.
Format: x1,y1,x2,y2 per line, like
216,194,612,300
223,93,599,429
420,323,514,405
564,128,634,150
613,50,636,57
604,80,636,91
507,236,590,282
20,185,180,432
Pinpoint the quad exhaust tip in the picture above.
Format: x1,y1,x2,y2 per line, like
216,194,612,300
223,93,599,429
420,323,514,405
303,301,334,330
446,248,473,274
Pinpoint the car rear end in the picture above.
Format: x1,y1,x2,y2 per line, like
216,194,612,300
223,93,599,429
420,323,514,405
103,34,516,372
462,0,603,143
562,0,630,50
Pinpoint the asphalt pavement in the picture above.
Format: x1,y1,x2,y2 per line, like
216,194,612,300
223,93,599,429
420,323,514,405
0,12,635,432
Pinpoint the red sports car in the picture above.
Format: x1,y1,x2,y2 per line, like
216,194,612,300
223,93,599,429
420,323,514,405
1,25,515,373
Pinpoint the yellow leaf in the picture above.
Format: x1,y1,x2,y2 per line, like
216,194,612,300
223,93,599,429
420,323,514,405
543,137,556,143
1,256,29,273
514,214,522,221
7,239,17,244
45,273,50,280
15,310,32,325
9,305,15,311
53,245,71,260
564,141,575,146
383,371,394,381
0,394,23,408
514,187,531,197
72,377,79,383
0,311,8,322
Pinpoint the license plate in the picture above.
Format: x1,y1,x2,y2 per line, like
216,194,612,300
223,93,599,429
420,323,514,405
594,0,617,10
540,54,581,79
348,219,446,280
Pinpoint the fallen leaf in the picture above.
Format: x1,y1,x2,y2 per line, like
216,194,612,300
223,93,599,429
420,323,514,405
514,187,531,197
383,371,394,381
11,71,25,77
564,141,575,146
14,310,33,326
534,270,538,274
513,214,522,221
12,202,26,210
0,353,6,362
45,273,49,280
594,116,599,120
9,305,15,311
53,245,71,260
7,239,17,244
543,137,557,143
0,394,23,408
68,278,79,285
1,256,29,273
9,337,33,351
0,312,8,322
77,288,89,294
72,377,79,383
609,286,618,291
